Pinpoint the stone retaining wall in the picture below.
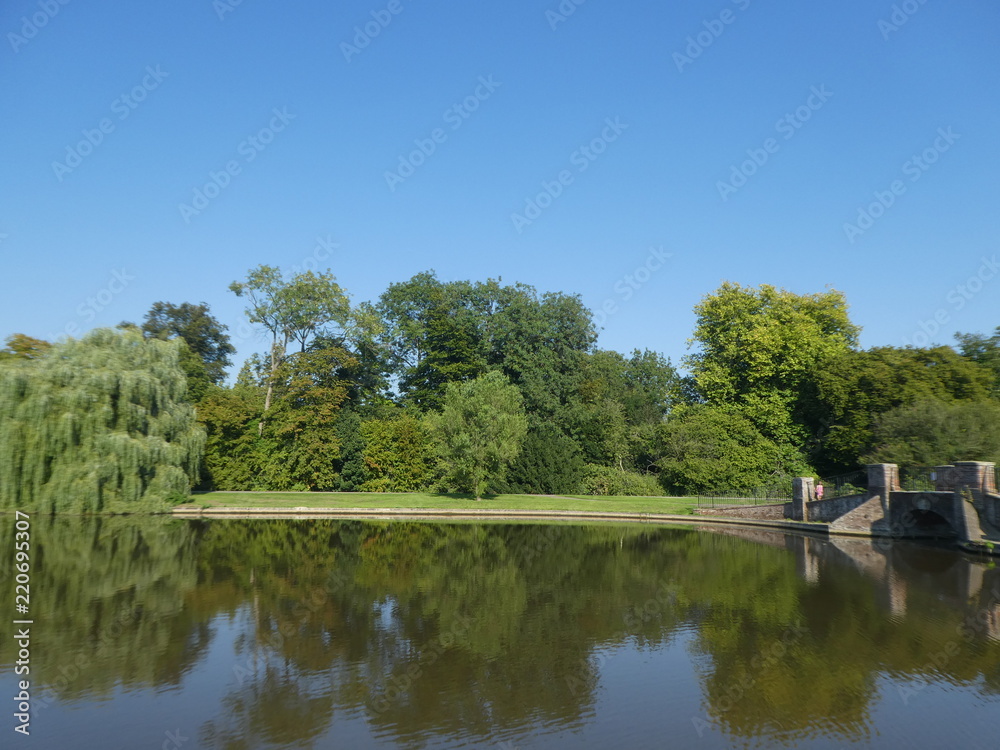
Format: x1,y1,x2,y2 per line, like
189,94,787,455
805,493,869,524
984,493,1000,527
694,503,788,521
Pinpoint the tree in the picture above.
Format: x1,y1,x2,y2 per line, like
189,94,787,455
197,343,355,491
500,419,585,495
332,408,367,491
565,349,679,471
378,272,596,413
955,327,1000,398
140,301,235,385
230,265,367,421
260,344,354,490
0,333,52,361
0,329,205,511
428,371,528,499
378,273,485,409
360,414,436,492
864,398,1000,467
474,279,596,419
803,346,997,475
651,405,810,494
196,380,265,490
685,283,860,446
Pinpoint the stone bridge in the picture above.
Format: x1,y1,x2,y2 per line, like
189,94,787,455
790,462,999,549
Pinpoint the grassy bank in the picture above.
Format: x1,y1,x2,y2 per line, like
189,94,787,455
181,492,697,515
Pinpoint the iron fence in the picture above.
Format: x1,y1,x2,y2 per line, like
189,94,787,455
899,466,935,491
816,470,867,499
696,485,792,508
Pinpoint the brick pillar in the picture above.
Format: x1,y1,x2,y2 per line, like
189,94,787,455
954,462,994,494
867,464,898,514
933,465,956,492
792,477,814,522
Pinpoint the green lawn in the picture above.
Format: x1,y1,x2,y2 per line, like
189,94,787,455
181,491,696,515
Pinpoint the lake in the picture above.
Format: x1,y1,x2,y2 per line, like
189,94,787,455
2,516,999,748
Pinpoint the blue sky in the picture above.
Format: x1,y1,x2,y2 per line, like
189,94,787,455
1,0,998,377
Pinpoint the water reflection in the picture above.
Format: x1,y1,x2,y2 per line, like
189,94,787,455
1,516,999,748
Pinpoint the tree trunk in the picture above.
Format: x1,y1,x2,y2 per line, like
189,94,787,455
259,334,286,436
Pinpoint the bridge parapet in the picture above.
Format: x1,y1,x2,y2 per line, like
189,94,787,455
931,462,996,494
867,463,900,498
956,461,996,494
933,465,959,492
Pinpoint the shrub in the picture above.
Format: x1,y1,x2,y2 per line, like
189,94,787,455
581,465,663,496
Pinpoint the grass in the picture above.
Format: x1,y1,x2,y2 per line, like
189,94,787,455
181,491,697,516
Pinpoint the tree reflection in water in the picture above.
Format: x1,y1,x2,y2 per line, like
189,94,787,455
2,517,998,748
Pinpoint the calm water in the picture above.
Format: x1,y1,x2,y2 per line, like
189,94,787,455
2,517,999,749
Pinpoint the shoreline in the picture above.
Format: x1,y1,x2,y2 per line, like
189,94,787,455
171,504,839,536
170,505,1000,556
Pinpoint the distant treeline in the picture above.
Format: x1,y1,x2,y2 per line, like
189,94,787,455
2,267,998,510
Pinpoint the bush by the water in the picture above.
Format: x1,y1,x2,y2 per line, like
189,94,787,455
581,465,664,496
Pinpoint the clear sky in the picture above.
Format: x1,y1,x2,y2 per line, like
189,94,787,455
2,0,998,376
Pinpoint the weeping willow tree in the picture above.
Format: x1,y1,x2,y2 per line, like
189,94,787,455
0,328,206,512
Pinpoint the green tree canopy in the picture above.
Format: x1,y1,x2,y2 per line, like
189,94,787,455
651,405,811,494
685,283,860,446
139,301,235,386
0,329,205,511
378,272,595,413
864,398,1000,467
428,371,528,499
0,333,52,361
359,413,436,492
803,346,997,475
230,265,376,417
499,419,585,495
955,326,1000,398
198,343,355,491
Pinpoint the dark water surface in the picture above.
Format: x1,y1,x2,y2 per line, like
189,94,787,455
2,517,999,749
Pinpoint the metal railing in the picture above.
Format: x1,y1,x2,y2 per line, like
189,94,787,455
899,466,935,491
816,470,867,499
696,485,792,508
